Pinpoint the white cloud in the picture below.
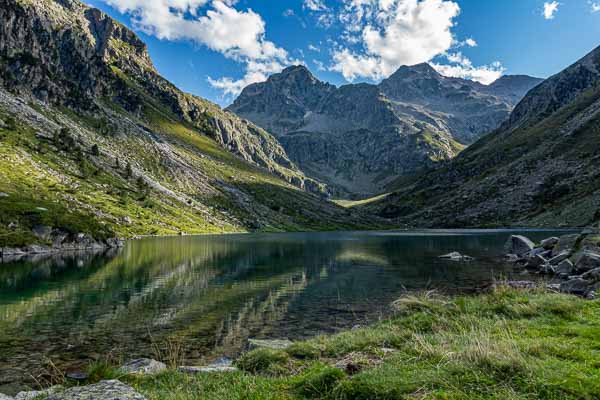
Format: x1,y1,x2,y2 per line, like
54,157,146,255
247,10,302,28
308,44,321,52
331,0,461,81
100,0,293,97
464,38,477,47
590,1,600,12
431,52,504,84
543,1,559,19
313,59,326,71
283,9,295,17
304,0,328,11
208,59,286,96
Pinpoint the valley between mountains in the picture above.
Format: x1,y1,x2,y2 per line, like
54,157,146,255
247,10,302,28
0,0,599,253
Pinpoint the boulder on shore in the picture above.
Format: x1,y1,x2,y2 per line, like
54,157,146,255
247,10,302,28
540,237,559,250
573,251,600,273
119,358,166,375
248,338,293,350
46,380,146,400
560,278,590,296
504,235,535,257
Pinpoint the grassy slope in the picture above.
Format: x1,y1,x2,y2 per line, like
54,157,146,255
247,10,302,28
77,288,600,400
0,93,378,248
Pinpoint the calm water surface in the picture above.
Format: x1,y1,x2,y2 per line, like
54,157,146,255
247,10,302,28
0,229,572,391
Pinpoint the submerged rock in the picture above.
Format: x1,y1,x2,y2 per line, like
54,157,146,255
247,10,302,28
119,358,166,375
248,338,293,350
46,380,145,400
438,252,474,261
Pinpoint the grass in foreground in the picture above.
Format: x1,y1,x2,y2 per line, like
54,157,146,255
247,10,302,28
111,288,600,399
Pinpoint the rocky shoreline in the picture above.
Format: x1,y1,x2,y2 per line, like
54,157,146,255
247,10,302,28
504,230,600,299
0,225,124,260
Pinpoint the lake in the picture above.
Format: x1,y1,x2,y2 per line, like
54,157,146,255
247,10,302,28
0,229,571,392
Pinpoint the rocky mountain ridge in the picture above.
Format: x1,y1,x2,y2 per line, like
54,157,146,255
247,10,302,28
362,45,600,228
228,64,542,197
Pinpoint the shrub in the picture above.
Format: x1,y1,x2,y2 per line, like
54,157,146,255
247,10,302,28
294,363,345,398
235,349,290,375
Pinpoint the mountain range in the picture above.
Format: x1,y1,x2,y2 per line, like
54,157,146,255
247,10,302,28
361,45,600,228
228,64,542,197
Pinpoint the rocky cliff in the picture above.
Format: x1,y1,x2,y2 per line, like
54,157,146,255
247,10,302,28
0,0,378,250
228,64,541,197
363,45,600,228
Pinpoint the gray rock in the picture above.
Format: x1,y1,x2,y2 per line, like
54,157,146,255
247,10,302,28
16,386,62,400
119,358,166,375
525,247,546,258
539,264,556,275
560,278,590,296
46,380,145,400
438,252,474,261
505,254,520,263
248,339,293,350
552,234,580,257
574,251,600,273
556,259,574,277
548,251,570,266
546,283,561,291
66,372,88,381
527,254,547,269
0,192,9,198
504,281,537,289
586,291,596,300
540,237,559,249
32,225,53,241
505,235,535,257
178,366,238,374
0,393,14,400
581,267,600,282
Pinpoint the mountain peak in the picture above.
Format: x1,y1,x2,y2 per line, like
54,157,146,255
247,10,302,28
389,63,441,80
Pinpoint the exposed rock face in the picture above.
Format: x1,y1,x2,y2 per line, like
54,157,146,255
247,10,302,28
0,0,321,193
119,359,167,375
248,338,293,350
229,64,541,197
45,380,146,400
366,45,600,228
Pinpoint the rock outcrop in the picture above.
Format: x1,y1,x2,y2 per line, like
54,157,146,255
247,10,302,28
45,380,146,400
229,64,541,197
506,231,600,298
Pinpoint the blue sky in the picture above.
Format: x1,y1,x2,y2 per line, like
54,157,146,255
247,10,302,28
86,0,600,106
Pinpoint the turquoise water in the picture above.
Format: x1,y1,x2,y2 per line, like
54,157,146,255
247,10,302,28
0,229,571,391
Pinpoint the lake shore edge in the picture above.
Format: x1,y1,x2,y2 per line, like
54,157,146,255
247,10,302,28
7,284,598,400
